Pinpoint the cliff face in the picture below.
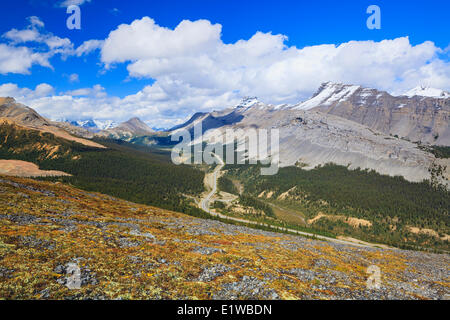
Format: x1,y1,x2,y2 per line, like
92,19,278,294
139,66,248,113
304,83,450,146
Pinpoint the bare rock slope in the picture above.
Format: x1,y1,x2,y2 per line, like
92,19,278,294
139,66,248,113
300,82,450,146
174,97,446,184
0,97,104,148
97,117,155,140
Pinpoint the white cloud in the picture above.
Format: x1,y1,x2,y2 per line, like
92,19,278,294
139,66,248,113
69,73,79,83
0,83,54,98
2,17,450,129
98,17,450,106
0,81,223,128
65,84,106,98
59,0,91,7
27,16,45,28
75,39,103,57
3,29,41,43
34,83,54,97
110,8,121,16
0,16,74,74
3,18,73,53
0,44,51,74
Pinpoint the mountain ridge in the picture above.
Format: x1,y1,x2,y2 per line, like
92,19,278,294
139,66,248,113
304,82,450,146
171,92,449,185
0,97,105,149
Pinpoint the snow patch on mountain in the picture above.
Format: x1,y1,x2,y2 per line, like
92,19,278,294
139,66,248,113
293,82,360,110
402,86,450,99
57,119,118,131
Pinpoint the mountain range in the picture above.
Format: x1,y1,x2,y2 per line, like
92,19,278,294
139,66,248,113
0,97,155,142
61,119,118,132
170,83,449,185
300,82,450,146
0,82,449,271
1,82,449,187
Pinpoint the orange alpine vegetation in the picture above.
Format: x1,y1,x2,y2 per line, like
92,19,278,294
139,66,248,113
0,176,448,300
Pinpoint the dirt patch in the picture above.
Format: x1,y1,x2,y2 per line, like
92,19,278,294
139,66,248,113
337,236,390,249
277,187,296,200
38,126,105,149
0,118,105,149
308,213,372,228
257,190,274,199
0,160,71,177
408,226,450,241
307,212,327,224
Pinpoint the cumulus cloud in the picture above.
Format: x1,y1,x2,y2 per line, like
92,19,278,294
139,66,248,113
0,83,54,98
0,44,51,74
3,18,73,55
0,16,74,74
1,81,226,128
65,84,106,98
75,39,104,57
2,17,450,128
99,17,450,103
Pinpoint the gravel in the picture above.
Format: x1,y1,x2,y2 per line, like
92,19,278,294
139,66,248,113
213,276,280,300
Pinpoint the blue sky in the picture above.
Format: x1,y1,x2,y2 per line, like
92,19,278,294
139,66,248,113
0,0,449,127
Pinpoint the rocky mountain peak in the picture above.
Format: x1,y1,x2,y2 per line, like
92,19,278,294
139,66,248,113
293,82,361,110
122,117,153,132
0,97,16,105
95,117,155,140
0,96,49,127
236,96,260,109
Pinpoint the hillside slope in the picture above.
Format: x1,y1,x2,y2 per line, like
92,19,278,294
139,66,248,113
0,97,104,148
0,176,448,300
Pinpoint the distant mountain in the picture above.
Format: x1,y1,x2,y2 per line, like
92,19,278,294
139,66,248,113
66,119,117,132
0,97,104,148
402,86,450,99
298,82,450,146
56,119,118,132
171,95,449,185
97,117,155,140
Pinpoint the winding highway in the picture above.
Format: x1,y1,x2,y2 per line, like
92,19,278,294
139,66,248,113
198,153,383,249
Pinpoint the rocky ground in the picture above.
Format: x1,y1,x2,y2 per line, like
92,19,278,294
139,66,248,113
0,176,448,300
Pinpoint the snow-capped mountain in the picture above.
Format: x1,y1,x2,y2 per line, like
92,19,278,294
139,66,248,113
92,120,118,130
292,82,361,110
170,91,448,184
60,119,118,132
236,96,261,110
295,82,450,146
402,86,450,99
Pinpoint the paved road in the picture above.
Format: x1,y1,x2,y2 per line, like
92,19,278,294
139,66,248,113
199,153,382,249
